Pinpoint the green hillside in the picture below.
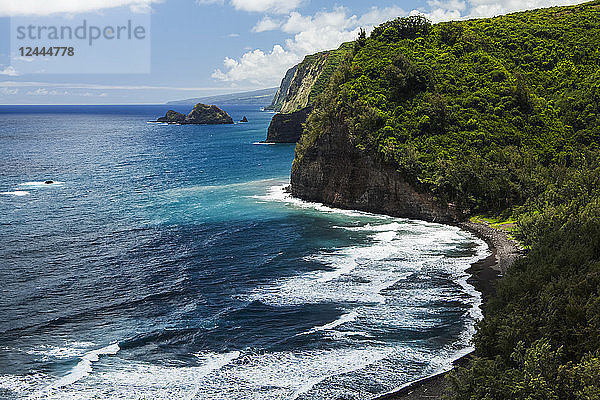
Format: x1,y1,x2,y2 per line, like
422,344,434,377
296,2,600,398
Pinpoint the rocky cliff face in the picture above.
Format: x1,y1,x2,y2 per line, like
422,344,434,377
157,110,186,123
266,65,298,112
291,124,463,223
265,107,311,143
279,54,330,113
265,44,353,143
264,54,329,142
186,104,234,124
266,53,329,113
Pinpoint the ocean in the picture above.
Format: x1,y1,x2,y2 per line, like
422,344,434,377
0,105,488,399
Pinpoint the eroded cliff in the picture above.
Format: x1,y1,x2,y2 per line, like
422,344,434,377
264,43,352,143
290,123,462,223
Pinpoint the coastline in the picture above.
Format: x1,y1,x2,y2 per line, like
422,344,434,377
374,220,523,400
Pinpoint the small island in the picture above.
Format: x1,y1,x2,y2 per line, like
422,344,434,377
156,103,234,125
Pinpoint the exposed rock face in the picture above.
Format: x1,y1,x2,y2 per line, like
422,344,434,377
265,65,298,112
155,104,233,125
264,43,353,143
279,54,330,113
240,116,249,123
265,107,311,143
186,104,234,124
291,125,462,223
157,110,186,123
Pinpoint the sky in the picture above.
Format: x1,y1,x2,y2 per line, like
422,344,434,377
0,0,589,104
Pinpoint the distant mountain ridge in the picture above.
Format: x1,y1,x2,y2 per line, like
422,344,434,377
167,88,278,106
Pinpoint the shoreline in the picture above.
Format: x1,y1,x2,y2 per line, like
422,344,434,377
374,220,522,400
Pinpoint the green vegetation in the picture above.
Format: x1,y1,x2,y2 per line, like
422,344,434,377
307,42,355,105
278,43,354,113
295,2,600,398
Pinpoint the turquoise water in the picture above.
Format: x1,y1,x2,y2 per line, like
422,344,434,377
0,105,488,399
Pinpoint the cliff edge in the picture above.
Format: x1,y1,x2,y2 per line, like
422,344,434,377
264,44,352,143
291,123,462,223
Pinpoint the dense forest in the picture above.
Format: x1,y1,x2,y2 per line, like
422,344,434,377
295,1,600,398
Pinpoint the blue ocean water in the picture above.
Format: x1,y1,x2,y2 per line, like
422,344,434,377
0,105,488,399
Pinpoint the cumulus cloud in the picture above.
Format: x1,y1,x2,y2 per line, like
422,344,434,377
230,0,303,14
420,0,587,20
0,0,160,17
0,66,19,76
214,6,404,85
212,45,300,85
358,6,408,26
253,16,282,32
213,0,589,86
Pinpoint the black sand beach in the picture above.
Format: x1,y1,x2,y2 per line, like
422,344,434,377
375,220,523,400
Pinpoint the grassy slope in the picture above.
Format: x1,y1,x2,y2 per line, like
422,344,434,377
295,2,600,398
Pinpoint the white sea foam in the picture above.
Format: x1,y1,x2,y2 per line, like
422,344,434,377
300,311,359,336
25,343,94,360
163,178,285,197
10,346,396,400
29,343,121,398
0,190,30,196
253,184,382,218
1,183,491,400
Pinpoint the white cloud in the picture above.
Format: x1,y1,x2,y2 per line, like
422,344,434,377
420,0,587,20
215,6,402,85
358,6,407,26
196,0,224,4
11,56,35,63
0,0,160,17
465,0,585,18
0,66,19,76
212,45,300,85
230,0,303,14
252,16,282,32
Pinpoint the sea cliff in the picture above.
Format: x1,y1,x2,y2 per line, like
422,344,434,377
290,122,460,222
285,2,600,399
264,44,352,143
265,107,311,143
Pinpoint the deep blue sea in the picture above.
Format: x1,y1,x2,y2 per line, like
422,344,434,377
0,105,488,399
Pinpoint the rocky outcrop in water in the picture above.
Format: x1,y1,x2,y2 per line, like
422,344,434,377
290,124,463,223
157,110,186,123
265,108,311,143
185,104,234,124
156,104,234,125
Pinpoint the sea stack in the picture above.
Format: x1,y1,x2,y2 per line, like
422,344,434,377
156,103,234,125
